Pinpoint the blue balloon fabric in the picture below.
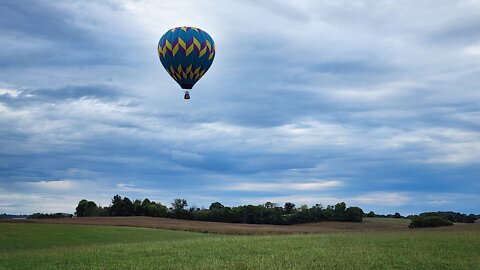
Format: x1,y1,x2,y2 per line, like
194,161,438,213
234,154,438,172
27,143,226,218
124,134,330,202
158,26,215,90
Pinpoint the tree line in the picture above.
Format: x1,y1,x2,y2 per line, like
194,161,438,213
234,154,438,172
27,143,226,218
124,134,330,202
365,210,477,223
28,213,73,219
415,211,477,223
75,195,365,224
0,213,28,219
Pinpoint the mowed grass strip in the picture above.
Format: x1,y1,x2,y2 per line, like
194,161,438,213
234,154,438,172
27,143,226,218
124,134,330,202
1,223,479,270
0,223,207,251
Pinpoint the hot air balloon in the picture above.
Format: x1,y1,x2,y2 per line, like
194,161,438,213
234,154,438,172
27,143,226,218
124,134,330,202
158,26,215,99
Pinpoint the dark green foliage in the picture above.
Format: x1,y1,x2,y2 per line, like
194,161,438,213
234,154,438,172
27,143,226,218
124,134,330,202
133,199,143,215
172,199,188,210
110,195,123,216
75,199,99,217
145,202,168,217
209,202,224,210
97,206,111,216
322,206,335,221
366,211,477,223
28,213,73,219
431,211,477,223
169,198,190,219
367,212,407,219
0,213,28,219
107,195,167,217
75,196,365,225
409,215,453,228
409,212,478,224
264,202,277,209
122,197,134,216
334,202,346,221
367,210,478,223
192,201,362,225
345,207,364,222
283,202,296,214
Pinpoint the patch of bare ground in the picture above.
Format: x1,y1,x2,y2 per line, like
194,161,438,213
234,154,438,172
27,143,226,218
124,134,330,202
1,216,408,234
5,217,477,235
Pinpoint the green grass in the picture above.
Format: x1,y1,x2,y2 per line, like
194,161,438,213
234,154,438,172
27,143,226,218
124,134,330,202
1,223,479,269
0,223,207,252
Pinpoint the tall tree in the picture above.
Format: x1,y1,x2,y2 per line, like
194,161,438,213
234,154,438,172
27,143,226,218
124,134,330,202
284,202,296,214
172,199,188,210
75,199,88,217
110,195,123,216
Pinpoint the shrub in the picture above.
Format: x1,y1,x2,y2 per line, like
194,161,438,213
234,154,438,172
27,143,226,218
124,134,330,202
409,215,453,228
345,207,364,222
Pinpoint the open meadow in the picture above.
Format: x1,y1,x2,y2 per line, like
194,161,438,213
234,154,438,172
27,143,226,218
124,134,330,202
1,219,479,269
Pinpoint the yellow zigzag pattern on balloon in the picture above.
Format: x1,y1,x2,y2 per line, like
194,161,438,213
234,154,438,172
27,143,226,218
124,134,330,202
171,27,199,33
158,37,214,58
168,65,206,81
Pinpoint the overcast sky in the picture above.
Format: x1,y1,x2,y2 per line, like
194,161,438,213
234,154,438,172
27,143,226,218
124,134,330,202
1,0,479,215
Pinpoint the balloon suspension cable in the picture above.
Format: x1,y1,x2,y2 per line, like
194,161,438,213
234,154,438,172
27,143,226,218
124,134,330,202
184,90,190,100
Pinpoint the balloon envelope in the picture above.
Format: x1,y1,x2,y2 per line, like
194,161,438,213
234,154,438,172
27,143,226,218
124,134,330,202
158,26,215,90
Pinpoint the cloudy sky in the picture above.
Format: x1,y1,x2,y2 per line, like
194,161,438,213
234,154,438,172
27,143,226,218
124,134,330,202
1,0,479,215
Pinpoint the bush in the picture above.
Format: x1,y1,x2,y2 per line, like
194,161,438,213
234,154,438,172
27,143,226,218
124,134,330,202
409,215,453,228
345,207,364,222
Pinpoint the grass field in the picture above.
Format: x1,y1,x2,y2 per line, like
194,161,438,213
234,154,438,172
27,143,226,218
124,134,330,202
1,221,479,269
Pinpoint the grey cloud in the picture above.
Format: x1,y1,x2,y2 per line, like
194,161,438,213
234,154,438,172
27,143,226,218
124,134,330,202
429,16,480,44
0,85,123,107
0,1,135,68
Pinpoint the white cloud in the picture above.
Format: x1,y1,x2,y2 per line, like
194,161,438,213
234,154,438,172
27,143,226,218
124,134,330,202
169,150,204,163
350,192,411,207
22,180,81,191
0,87,22,98
464,44,480,56
223,180,342,191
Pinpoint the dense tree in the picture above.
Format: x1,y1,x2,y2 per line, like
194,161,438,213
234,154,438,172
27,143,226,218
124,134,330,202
29,213,72,219
345,207,364,222
264,202,277,209
72,195,479,226
110,195,123,216
75,199,88,217
142,198,151,207
98,206,111,216
146,202,167,217
133,199,143,215
310,204,325,221
75,199,99,217
322,205,335,221
122,197,134,216
435,211,477,223
334,202,347,221
284,202,296,214
209,202,224,210
409,215,453,228
172,199,188,210
170,199,190,219
74,196,374,224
